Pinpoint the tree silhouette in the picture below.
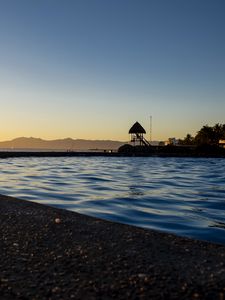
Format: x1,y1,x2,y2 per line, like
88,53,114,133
180,134,195,145
195,124,225,145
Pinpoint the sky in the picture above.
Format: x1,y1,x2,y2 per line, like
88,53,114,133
0,0,224,141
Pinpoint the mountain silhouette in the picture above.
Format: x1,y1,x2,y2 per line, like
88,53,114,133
0,137,124,150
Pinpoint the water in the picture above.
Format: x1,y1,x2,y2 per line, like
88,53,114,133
0,156,225,245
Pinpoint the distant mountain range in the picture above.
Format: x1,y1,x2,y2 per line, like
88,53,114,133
0,137,125,151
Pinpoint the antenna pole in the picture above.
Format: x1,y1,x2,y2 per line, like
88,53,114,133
150,115,152,142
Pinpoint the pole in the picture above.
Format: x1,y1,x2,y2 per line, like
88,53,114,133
150,115,152,143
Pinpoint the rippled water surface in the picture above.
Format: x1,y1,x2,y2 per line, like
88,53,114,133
0,157,225,244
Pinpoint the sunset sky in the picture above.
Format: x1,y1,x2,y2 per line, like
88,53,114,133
0,0,224,141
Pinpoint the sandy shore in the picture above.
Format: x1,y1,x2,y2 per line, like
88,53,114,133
1,194,225,299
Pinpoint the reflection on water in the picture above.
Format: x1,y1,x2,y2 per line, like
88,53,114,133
129,186,145,196
0,157,225,244
210,221,225,229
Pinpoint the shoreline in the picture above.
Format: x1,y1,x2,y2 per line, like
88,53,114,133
0,150,225,158
1,194,225,299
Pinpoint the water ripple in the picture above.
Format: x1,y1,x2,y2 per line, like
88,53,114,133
0,157,225,244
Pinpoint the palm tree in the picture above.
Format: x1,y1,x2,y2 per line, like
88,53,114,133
195,125,214,145
181,134,195,145
195,123,225,145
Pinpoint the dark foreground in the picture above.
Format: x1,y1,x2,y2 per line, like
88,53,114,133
1,195,225,300
0,146,225,158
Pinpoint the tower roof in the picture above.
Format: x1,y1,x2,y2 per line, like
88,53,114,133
129,122,146,134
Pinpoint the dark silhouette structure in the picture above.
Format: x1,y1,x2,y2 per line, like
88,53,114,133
129,122,150,147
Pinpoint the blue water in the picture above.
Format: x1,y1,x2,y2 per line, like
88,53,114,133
0,157,225,245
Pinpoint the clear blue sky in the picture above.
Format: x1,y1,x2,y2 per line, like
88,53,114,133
0,0,224,141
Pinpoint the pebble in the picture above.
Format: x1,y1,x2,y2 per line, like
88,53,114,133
52,286,61,293
55,218,61,224
138,274,147,279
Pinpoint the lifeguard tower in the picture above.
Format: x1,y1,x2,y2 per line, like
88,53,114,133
129,122,151,147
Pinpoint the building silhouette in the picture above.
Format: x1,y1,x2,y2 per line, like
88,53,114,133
129,122,150,147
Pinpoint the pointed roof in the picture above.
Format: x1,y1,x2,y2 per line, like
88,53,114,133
129,122,146,134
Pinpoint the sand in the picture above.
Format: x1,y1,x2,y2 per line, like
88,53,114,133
1,194,225,299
